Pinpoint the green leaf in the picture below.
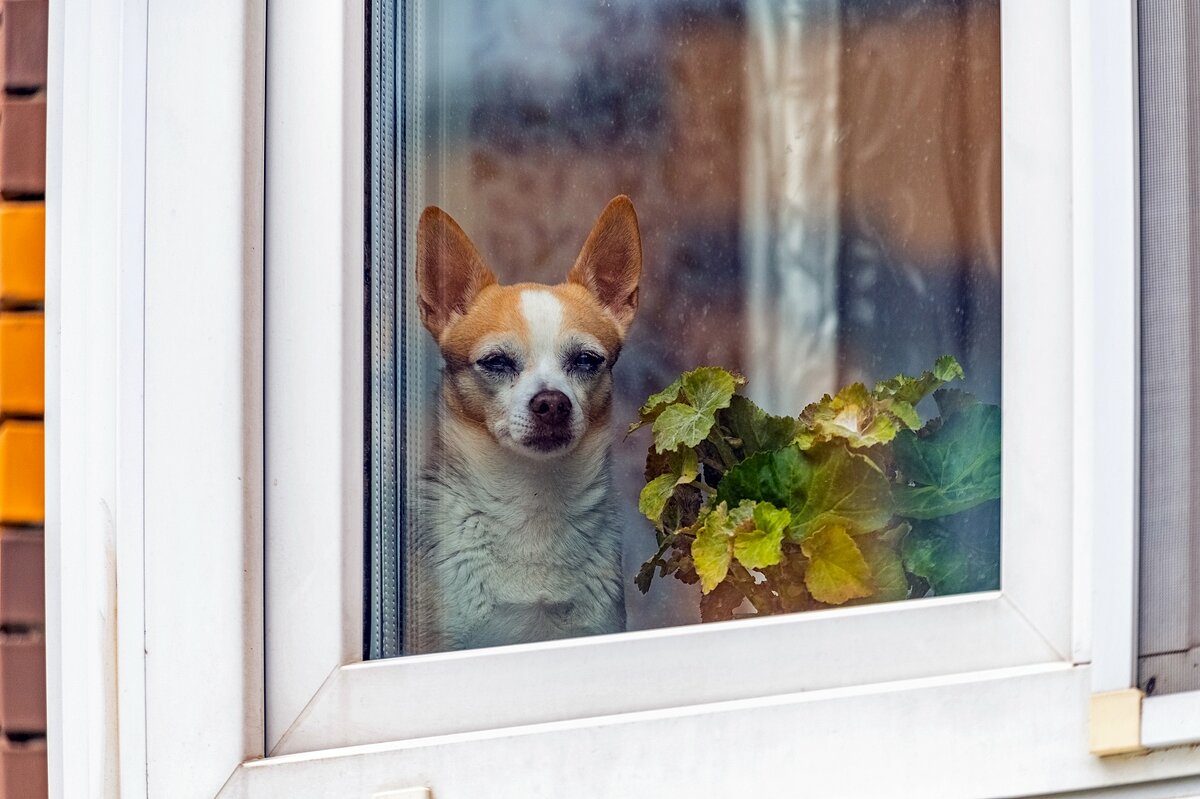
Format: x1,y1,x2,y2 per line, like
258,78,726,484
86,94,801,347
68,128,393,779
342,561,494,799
878,520,913,545
633,448,700,527
638,447,700,525
639,474,678,523
790,446,894,540
652,404,714,453
677,446,699,483
641,376,684,416
692,503,736,593
629,377,684,434
644,368,743,453
872,355,965,412
797,382,902,449
722,394,800,457
857,533,909,603
933,355,966,382
718,445,892,541
733,502,790,570
716,444,811,511
933,388,979,418
893,403,1001,519
630,367,743,436
885,400,921,430
801,525,873,605
901,502,1000,595
681,366,741,416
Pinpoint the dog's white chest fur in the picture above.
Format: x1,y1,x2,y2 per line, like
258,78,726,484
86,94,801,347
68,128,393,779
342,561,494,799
406,422,625,654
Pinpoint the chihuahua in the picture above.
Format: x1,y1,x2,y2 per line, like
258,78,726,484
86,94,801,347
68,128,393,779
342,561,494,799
406,196,642,654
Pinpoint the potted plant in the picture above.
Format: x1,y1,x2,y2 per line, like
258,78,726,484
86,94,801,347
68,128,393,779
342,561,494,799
630,357,1001,621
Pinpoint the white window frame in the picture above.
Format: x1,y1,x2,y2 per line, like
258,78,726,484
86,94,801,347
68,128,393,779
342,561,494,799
45,0,1200,795
265,0,1077,755
1082,0,1200,754
47,0,266,797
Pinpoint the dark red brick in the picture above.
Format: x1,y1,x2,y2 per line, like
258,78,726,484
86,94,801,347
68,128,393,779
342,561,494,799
0,736,45,798
0,1,47,92
0,95,43,198
0,530,41,627
0,633,42,733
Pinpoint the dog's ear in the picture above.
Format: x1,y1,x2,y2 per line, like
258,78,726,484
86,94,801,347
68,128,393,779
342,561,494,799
567,195,642,334
417,207,497,339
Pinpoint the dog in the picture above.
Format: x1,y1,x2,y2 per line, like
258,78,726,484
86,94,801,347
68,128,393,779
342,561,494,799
405,195,642,654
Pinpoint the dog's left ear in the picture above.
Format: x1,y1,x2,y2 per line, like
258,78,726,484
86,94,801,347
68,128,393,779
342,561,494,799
568,195,642,334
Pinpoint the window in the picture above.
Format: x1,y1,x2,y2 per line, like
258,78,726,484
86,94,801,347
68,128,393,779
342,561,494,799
1128,0,1200,752
1083,0,1200,757
264,0,1075,768
1137,0,1200,700
365,0,1005,661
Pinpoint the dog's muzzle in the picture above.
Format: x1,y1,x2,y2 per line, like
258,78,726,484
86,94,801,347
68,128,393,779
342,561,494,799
525,389,575,451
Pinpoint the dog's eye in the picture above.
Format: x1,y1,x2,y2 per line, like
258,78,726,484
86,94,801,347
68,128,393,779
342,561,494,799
571,351,605,371
476,353,517,374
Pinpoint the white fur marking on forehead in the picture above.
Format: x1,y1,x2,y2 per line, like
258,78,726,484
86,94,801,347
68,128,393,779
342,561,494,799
520,290,564,358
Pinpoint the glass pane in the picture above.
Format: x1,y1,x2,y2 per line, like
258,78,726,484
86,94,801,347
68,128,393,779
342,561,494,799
1136,0,1200,698
367,0,1002,658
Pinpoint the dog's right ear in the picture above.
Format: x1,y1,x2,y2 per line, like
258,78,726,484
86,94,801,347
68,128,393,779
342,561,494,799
567,195,642,335
417,207,497,339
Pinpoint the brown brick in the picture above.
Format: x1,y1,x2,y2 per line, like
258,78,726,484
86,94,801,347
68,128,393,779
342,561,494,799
0,736,45,798
0,95,43,198
0,633,42,733
0,529,39,627
0,1,47,92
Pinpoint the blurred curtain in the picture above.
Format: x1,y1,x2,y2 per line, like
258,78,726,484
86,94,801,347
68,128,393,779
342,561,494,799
743,0,841,414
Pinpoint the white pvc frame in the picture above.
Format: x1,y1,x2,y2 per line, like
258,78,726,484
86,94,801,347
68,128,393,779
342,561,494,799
1075,0,1141,698
266,0,1079,756
1078,0,1200,751
48,0,266,796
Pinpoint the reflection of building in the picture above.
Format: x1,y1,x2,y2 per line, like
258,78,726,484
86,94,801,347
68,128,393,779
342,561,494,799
748,0,1001,412
419,0,1002,631
432,0,1000,406
837,0,1001,405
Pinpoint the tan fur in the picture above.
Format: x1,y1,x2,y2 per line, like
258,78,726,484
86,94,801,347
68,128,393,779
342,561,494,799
567,195,642,334
416,207,498,339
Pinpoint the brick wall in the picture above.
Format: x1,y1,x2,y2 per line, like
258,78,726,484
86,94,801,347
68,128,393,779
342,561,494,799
0,0,46,796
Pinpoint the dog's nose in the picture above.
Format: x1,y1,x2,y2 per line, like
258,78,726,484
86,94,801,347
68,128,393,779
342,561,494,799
529,390,572,425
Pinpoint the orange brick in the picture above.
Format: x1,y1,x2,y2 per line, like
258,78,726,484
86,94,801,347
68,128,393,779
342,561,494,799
0,313,39,417
0,529,40,627
0,423,39,524
0,633,42,733
0,204,41,307
0,735,45,799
